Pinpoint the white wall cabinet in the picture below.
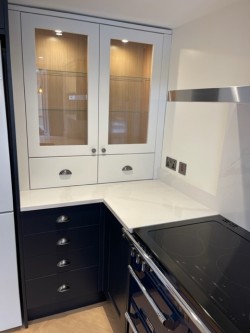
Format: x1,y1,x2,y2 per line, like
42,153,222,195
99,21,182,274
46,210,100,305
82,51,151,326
22,13,99,158
9,7,171,189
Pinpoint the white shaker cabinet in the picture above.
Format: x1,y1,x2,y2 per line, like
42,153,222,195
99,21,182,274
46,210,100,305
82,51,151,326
9,7,171,189
99,25,164,155
98,25,166,183
21,13,99,158
20,13,99,188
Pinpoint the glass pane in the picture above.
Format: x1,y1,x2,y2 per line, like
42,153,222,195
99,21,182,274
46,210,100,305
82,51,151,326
109,39,153,145
35,29,88,146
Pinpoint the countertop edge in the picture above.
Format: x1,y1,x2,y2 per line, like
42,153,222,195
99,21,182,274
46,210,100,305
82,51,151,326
19,180,218,232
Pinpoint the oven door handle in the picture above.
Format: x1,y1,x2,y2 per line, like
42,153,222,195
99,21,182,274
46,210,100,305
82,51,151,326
128,265,179,330
125,312,139,333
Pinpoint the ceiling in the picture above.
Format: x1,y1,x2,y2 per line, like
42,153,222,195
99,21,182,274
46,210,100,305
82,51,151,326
10,0,241,28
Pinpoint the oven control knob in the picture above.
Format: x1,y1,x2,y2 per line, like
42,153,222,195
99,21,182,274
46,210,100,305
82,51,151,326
130,247,136,258
141,261,147,272
136,254,141,264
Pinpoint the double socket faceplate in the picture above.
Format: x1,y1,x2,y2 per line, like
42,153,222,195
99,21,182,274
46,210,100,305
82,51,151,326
166,156,177,171
166,156,187,175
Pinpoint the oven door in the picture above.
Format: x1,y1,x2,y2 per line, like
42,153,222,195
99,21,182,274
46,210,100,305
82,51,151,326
126,264,198,333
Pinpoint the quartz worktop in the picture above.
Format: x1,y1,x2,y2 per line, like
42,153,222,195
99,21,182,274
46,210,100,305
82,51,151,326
20,180,217,231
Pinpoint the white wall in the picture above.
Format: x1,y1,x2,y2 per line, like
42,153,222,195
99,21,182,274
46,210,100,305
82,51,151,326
160,0,250,230
168,0,250,90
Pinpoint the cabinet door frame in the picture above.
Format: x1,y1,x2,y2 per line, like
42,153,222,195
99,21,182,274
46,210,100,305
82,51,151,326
21,12,99,157
99,25,164,155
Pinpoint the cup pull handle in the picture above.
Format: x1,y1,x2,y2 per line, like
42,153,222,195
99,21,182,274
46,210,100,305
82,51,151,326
122,165,133,171
56,215,70,223
57,259,70,268
56,238,70,246
59,169,72,176
57,284,70,293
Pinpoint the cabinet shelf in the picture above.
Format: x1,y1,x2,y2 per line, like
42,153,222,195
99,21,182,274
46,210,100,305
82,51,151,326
110,75,150,82
39,108,87,112
37,68,88,78
109,110,148,113
40,108,149,114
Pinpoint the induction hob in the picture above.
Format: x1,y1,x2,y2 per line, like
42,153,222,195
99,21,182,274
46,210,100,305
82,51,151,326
134,215,250,333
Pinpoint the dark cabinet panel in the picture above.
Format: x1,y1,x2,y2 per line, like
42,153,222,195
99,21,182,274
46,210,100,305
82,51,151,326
103,207,130,333
0,0,5,30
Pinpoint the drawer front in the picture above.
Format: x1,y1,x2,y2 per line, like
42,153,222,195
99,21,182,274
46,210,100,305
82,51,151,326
22,204,101,235
25,245,99,279
23,225,99,258
98,154,154,183
29,156,97,189
26,266,99,308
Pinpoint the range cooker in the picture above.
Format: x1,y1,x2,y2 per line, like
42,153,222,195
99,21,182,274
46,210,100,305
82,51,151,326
123,215,250,333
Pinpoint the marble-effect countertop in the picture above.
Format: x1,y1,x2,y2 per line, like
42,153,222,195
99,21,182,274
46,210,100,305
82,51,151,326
20,180,217,231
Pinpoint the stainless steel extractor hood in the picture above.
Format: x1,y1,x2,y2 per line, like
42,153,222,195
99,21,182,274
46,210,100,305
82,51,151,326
168,86,250,103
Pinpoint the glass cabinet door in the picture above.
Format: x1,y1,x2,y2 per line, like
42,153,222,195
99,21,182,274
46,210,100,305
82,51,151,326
99,26,164,155
21,13,99,157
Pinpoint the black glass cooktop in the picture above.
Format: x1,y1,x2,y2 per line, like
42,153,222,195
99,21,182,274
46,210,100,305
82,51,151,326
134,215,250,333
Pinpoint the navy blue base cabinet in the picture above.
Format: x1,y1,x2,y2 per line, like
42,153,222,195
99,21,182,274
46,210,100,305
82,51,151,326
21,204,105,321
102,207,130,333
19,202,130,330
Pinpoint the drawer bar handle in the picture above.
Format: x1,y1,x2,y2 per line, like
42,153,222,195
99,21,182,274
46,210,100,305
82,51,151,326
57,284,70,293
56,215,70,223
56,238,70,246
128,265,167,326
125,312,139,333
122,165,133,171
59,169,72,176
57,259,70,268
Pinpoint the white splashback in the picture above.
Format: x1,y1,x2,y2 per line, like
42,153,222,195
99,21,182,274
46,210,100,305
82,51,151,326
218,104,250,231
161,102,229,195
161,0,250,230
